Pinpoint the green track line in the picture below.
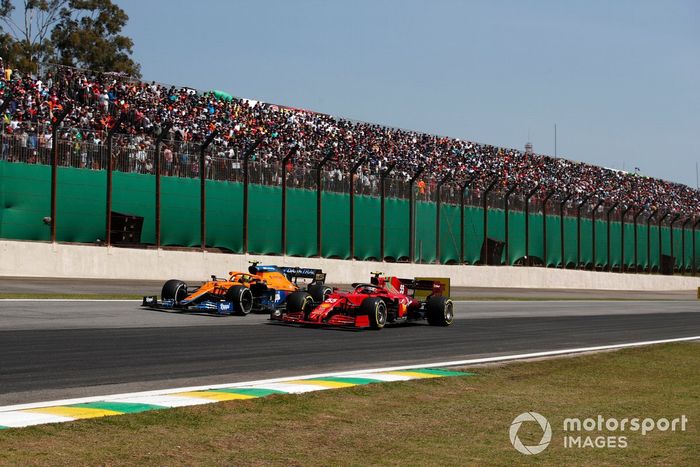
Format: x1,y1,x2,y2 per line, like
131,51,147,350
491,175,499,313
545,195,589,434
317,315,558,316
211,388,287,397
68,402,167,414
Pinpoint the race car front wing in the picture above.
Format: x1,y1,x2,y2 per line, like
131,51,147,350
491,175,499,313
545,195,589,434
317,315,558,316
142,296,238,315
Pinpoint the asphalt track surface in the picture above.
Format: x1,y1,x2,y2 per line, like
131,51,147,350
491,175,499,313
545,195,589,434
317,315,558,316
0,299,699,405
0,276,696,300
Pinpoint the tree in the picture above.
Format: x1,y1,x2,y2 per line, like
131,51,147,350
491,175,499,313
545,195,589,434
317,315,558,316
0,0,140,76
0,0,65,71
51,0,140,76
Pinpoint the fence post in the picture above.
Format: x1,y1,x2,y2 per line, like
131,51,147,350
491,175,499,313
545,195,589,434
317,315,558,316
280,144,298,256
503,184,518,266
620,205,632,272
105,113,125,247
559,193,573,268
199,130,218,251
591,199,604,269
646,210,657,274
693,218,700,275
348,157,367,260
154,122,172,249
576,195,591,268
316,150,334,258
633,209,643,272
409,167,425,263
379,163,396,261
49,103,72,243
435,175,451,264
669,213,680,273
605,202,619,272
658,212,670,270
481,180,499,264
524,185,540,265
459,176,476,264
240,135,263,254
681,217,691,275
542,190,556,267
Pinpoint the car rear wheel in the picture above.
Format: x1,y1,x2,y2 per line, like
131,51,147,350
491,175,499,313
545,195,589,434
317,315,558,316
161,279,188,302
307,284,332,303
225,285,254,316
426,296,454,326
361,297,387,330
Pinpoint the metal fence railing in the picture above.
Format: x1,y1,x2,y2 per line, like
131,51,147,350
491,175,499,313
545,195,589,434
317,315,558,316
1,132,698,273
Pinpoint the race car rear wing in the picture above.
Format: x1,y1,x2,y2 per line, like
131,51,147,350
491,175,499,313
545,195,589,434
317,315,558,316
395,277,450,298
280,267,326,284
250,263,326,285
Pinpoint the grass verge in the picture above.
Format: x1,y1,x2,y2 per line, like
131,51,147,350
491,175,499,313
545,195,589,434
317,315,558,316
0,342,698,465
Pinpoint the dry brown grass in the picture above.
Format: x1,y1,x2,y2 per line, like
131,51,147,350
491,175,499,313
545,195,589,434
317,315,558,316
0,342,697,466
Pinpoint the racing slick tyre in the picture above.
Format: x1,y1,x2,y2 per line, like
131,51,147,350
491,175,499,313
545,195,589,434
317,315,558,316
307,284,332,303
225,285,254,316
361,297,387,330
286,291,314,317
161,279,188,302
426,296,454,326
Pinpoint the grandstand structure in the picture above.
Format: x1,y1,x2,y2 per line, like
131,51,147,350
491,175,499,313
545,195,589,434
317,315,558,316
0,64,698,274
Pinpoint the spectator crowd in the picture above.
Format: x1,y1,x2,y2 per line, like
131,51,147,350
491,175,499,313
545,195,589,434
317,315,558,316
0,61,698,217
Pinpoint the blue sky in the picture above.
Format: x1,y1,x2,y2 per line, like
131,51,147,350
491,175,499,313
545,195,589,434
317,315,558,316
116,0,699,187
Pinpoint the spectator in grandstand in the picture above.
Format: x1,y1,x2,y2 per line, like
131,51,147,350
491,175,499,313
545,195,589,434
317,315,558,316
162,145,173,175
0,64,698,217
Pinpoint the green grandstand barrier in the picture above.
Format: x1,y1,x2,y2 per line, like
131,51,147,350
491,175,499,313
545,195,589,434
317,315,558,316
623,222,635,268
160,175,199,248
354,194,380,260
0,160,51,241
415,200,436,263
322,191,350,259
206,180,243,253
439,203,461,264
660,226,671,257
487,207,505,264
671,226,682,269
609,220,622,268
56,166,105,243
286,188,316,257
464,206,483,264
113,172,155,244
545,215,561,267
594,218,608,268
682,228,693,271
249,184,280,255
637,224,649,269
562,217,577,267
649,224,660,271
385,197,409,261
508,211,526,265
528,212,544,264
0,161,696,273
580,218,593,267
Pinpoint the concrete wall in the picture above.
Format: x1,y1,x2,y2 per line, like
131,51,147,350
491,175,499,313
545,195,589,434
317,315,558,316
1,239,699,291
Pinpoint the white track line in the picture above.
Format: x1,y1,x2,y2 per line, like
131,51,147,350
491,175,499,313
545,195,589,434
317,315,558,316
1,335,698,413
0,299,141,302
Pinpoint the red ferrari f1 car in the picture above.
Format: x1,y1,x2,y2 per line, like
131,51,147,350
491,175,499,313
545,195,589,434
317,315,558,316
272,272,453,329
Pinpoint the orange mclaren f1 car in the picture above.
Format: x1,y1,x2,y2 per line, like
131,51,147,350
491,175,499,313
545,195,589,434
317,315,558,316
142,262,331,315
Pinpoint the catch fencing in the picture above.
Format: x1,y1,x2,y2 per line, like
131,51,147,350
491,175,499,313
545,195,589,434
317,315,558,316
0,132,698,274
